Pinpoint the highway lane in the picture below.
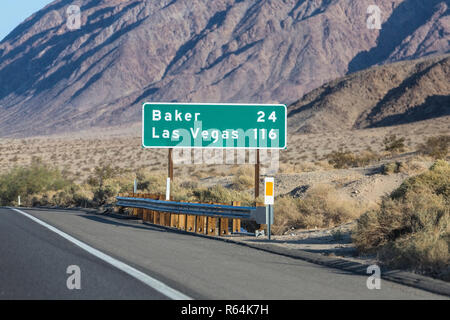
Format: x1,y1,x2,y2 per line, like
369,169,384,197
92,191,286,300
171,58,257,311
0,207,447,300
0,207,175,299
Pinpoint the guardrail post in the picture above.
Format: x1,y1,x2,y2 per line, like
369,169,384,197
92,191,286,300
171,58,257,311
186,214,196,232
178,213,187,231
170,197,179,228
131,193,138,216
219,216,229,236
196,215,207,234
232,201,241,233
207,202,217,236
142,194,147,222
157,195,170,226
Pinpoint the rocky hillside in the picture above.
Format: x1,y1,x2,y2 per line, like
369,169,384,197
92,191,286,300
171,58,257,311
0,0,449,137
288,54,450,133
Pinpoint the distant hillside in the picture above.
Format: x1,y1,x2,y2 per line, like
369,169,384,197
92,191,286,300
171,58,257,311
0,0,449,137
288,54,450,133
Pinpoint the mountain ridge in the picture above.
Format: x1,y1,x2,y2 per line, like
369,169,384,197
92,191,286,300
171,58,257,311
0,0,449,137
288,54,450,133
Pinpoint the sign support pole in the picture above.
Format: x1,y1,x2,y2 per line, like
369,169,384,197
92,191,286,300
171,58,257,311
168,148,174,182
255,149,260,199
167,148,174,201
266,205,273,240
264,177,274,241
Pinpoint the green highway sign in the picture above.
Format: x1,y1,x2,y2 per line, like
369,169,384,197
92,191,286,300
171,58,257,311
142,102,286,149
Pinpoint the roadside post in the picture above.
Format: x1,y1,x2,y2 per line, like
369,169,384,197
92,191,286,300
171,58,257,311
264,177,274,240
133,178,137,193
166,177,171,201
18,196,21,207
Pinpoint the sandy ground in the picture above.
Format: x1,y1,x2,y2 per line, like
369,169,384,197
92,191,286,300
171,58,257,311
230,221,379,266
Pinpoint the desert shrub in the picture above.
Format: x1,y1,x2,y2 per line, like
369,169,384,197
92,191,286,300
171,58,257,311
325,149,380,169
179,180,199,189
418,135,449,160
382,159,429,175
296,184,361,228
383,134,405,153
87,164,117,187
192,185,253,205
280,161,333,173
0,159,73,206
272,184,363,235
272,196,303,235
381,162,402,175
353,160,450,279
390,160,449,200
230,167,254,191
72,185,95,207
231,174,254,191
93,184,117,206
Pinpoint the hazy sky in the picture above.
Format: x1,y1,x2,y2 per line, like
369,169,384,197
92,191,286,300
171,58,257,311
0,0,54,41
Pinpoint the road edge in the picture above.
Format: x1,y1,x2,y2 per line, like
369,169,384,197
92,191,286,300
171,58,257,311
15,207,450,298
124,216,450,298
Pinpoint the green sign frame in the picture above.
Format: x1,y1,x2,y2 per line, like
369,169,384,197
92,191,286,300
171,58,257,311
142,102,287,149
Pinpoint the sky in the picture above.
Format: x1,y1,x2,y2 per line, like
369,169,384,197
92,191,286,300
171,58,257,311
0,0,54,41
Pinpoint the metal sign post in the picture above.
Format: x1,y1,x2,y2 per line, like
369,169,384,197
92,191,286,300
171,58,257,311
255,149,260,199
168,148,174,181
166,177,171,201
264,177,274,240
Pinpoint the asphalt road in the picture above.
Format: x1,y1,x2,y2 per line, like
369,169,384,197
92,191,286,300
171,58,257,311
0,207,447,300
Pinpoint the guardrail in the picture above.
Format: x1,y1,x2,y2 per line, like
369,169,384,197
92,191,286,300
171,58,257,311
115,193,267,236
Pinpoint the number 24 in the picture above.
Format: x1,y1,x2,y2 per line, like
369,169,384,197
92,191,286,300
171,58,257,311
257,111,277,122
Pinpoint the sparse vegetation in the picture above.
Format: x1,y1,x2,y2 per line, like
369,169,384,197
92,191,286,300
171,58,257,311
230,167,254,191
418,135,449,159
383,134,406,153
353,160,450,280
272,184,365,235
0,157,73,206
325,149,380,169
381,161,402,175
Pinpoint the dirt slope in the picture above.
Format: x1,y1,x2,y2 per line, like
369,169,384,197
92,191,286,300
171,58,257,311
288,54,450,133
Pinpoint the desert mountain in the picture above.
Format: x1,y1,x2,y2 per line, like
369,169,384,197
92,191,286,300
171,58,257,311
288,54,450,133
0,0,449,137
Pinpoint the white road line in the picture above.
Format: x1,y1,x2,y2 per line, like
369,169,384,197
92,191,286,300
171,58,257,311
10,207,192,300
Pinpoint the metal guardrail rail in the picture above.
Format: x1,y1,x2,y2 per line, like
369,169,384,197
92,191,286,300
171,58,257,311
115,195,268,236
116,196,265,221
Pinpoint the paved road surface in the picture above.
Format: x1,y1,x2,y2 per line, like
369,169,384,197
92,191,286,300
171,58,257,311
0,207,447,299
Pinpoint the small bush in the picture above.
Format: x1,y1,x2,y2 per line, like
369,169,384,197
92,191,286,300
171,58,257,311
418,135,449,160
325,149,380,169
192,185,253,205
272,184,363,234
390,160,449,200
230,167,254,191
381,162,402,175
0,159,73,206
383,134,406,153
353,160,450,279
